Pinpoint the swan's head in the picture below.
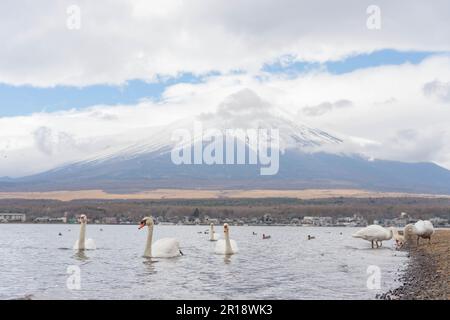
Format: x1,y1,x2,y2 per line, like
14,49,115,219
223,223,229,234
138,217,153,229
79,214,87,224
395,238,405,249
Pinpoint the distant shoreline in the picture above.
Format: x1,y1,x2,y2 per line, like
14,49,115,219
1,188,450,201
1,222,450,230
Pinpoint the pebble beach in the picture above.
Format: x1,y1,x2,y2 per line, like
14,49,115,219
379,229,449,300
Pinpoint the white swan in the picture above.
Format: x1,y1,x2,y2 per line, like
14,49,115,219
139,217,182,258
214,223,238,255
73,214,96,250
405,220,434,245
391,227,405,249
209,223,219,241
352,225,395,248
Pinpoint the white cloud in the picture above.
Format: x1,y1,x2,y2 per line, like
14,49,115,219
1,0,450,86
302,100,353,117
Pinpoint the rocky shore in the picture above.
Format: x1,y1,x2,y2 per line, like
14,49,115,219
378,229,449,300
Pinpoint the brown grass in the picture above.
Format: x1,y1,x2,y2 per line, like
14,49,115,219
0,188,449,201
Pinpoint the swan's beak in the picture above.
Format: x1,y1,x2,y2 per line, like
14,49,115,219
138,222,145,230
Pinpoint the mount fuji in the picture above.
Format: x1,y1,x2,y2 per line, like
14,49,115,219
2,89,450,194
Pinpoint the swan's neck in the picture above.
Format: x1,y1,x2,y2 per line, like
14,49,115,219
144,225,153,257
210,225,214,240
391,228,400,240
78,222,86,250
224,232,233,254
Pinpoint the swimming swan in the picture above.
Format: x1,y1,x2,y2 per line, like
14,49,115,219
209,223,219,241
139,217,183,258
73,214,96,250
214,223,238,255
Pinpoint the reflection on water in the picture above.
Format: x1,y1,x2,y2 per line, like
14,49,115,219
73,250,89,262
0,224,408,300
223,255,233,264
142,259,157,275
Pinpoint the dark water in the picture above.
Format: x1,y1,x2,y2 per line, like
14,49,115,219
0,224,408,300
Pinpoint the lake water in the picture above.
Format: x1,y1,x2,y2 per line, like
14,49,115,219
0,224,408,300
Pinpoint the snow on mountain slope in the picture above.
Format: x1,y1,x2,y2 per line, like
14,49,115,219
73,89,343,166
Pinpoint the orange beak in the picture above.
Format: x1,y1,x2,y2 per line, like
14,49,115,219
138,222,145,230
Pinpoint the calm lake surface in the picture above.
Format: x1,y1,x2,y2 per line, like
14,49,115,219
0,224,408,300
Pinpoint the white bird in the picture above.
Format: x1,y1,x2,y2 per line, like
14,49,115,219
73,214,96,250
405,220,434,246
139,217,183,258
352,225,395,249
215,223,238,255
391,227,405,249
209,223,219,241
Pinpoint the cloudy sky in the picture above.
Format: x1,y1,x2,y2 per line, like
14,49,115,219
1,0,450,177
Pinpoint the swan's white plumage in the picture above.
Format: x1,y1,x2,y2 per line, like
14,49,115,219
405,220,434,245
209,224,220,241
214,223,238,254
413,220,434,237
140,217,182,258
215,239,239,254
352,225,393,248
210,232,220,241
352,225,392,241
73,238,96,250
73,214,95,250
151,238,181,258
391,227,405,248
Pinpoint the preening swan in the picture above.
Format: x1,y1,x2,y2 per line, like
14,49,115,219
209,223,219,241
139,217,183,258
215,223,238,255
405,220,434,245
352,225,395,249
73,214,96,250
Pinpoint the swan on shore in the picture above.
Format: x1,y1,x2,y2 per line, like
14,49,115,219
209,223,219,241
352,225,397,249
215,223,238,255
391,227,405,249
405,220,434,245
73,214,96,250
139,217,183,258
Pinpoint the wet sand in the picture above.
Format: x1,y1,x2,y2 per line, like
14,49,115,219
379,229,449,300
